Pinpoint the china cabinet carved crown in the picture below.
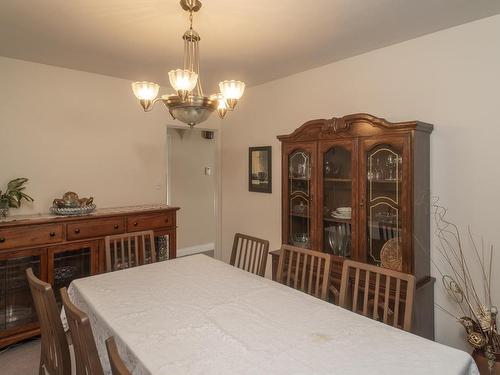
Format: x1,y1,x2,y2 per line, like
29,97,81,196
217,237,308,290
275,113,434,339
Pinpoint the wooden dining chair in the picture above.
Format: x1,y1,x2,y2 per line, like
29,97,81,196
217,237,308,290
276,245,331,301
60,287,104,375
230,233,269,277
105,337,132,375
339,259,415,331
105,230,156,272
26,268,72,375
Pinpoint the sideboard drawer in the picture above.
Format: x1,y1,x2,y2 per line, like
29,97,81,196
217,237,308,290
0,224,63,250
67,218,125,240
127,213,175,232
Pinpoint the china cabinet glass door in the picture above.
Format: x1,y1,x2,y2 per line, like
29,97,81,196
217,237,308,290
362,138,407,272
320,141,355,258
0,250,44,333
287,146,315,249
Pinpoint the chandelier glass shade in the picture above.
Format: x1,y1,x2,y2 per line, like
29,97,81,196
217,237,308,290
132,81,160,100
168,69,198,101
131,0,245,127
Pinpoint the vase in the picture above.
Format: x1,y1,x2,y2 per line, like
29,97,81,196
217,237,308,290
473,349,500,374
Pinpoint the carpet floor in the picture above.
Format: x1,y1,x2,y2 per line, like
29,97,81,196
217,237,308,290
0,338,40,375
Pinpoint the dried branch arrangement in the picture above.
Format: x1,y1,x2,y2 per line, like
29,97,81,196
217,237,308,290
432,200,499,370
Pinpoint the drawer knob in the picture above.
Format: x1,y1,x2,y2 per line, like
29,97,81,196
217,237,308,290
133,222,138,227
49,232,56,237
0,237,5,243
114,224,119,229
74,228,80,234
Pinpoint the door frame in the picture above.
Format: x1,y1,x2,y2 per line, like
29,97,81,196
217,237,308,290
165,125,222,260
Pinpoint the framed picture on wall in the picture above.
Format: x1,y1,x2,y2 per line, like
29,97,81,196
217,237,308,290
249,146,272,193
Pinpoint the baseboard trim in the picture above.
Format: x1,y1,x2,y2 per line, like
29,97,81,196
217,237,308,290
177,243,215,257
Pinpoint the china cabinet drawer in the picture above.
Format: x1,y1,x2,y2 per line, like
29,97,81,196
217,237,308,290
0,224,63,250
67,218,125,240
127,213,175,232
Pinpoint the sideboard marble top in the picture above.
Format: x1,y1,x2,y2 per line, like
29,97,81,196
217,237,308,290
0,204,178,225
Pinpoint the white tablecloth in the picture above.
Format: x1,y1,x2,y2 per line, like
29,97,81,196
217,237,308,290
67,254,478,375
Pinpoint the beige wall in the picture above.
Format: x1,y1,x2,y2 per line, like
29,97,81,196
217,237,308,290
2,13,499,352
220,15,500,350
0,56,168,213
168,128,216,251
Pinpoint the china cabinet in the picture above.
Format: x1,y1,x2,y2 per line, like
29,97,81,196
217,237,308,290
273,113,434,339
0,204,178,347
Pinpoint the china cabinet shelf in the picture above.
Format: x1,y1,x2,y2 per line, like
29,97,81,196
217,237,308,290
323,178,352,182
323,217,352,223
368,223,400,229
290,213,310,219
275,113,434,340
369,179,403,183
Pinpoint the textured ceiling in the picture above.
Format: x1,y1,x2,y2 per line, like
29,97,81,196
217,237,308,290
1,0,500,94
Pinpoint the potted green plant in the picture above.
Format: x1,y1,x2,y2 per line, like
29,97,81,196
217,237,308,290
0,178,34,218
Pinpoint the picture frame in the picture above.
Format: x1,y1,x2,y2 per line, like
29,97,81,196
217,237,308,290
249,146,272,193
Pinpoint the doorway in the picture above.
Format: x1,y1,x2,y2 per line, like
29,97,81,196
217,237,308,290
166,126,218,258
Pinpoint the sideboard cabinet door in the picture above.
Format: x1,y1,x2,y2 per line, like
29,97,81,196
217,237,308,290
0,248,47,340
47,241,99,304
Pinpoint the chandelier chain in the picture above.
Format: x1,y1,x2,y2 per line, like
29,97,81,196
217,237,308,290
196,42,203,95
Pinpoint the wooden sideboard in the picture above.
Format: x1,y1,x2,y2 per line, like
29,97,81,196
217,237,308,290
0,204,179,348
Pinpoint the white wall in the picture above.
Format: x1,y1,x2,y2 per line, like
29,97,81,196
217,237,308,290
0,57,168,213
220,15,500,350
168,128,216,251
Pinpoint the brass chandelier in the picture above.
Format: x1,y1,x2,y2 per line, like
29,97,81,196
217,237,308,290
131,0,245,127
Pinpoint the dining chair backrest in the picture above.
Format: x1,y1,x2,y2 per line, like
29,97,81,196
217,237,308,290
339,259,415,332
276,245,331,301
230,233,269,277
104,230,156,272
105,337,132,375
26,268,72,375
60,287,104,375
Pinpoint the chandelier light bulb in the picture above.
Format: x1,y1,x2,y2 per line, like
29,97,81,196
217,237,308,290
214,94,228,119
131,81,160,100
168,69,198,101
219,80,245,110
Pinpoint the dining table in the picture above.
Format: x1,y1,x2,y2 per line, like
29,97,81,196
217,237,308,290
66,254,478,375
